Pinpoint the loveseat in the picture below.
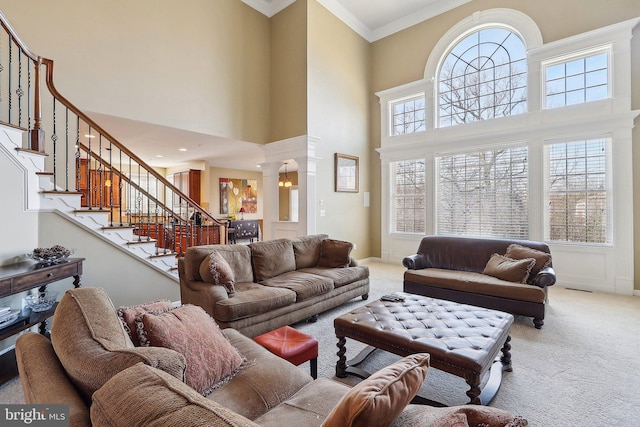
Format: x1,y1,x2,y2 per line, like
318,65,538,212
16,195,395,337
178,234,370,337
16,287,528,427
403,235,556,329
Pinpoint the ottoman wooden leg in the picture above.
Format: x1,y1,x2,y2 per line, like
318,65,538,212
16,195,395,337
336,336,347,378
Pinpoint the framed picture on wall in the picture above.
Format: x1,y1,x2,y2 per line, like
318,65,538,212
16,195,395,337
335,153,359,193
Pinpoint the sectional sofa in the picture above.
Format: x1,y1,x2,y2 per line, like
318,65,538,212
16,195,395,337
178,234,370,337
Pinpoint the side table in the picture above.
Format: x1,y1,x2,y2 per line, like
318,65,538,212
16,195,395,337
0,258,84,384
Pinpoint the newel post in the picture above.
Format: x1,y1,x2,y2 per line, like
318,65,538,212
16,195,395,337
29,56,45,152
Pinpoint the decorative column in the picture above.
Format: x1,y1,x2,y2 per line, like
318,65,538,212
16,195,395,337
260,161,281,241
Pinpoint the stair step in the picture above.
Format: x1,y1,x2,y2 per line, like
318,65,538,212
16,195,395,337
102,225,136,230
42,190,82,195
36,171,54,176
127,239,158,245
15,147,46,157
149,252,178,259
74,208,112,213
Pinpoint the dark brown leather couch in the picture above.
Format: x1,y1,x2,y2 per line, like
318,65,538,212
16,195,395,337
403,235,556,329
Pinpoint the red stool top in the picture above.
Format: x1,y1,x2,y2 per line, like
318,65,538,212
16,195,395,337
254,326,318,366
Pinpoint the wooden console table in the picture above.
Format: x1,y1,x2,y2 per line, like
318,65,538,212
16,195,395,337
229,220,260,243
0,258,84,384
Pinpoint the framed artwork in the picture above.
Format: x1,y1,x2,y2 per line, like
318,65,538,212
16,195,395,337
219,178,258,214
335,153,359,193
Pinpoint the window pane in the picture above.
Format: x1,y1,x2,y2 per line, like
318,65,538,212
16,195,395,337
390,95,427,136
546,139,610,244
436,147,528,239
391,160,426,234
544,50,610,109
438,28,527,127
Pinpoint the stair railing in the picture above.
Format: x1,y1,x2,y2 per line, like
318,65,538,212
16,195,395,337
0,10,226,255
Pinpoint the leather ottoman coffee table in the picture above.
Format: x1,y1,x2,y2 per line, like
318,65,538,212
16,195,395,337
334,292,514,405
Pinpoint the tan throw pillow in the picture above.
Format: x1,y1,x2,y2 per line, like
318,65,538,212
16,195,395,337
140,305,246,396
199,251,236,295
318,239,353,268
91,363,260,427
483,253,536,284
117,300,173,346
505,243,552,276
321,353,430,427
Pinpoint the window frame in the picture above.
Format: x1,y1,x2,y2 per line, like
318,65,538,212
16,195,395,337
541,45,612,110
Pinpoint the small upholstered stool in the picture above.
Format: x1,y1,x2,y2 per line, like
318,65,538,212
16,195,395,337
254,326,318,379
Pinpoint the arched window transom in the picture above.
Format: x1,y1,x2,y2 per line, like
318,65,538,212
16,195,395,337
438,27,527,127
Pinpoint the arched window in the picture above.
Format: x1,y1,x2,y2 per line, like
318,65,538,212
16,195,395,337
438,27,527,127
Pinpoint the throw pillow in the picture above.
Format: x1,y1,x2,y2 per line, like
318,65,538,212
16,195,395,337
505,243,552,276
321,353,430,427
199,251,236,295
318,239,353,268
139,305,246,396
483,253,536,284
117,300,173,346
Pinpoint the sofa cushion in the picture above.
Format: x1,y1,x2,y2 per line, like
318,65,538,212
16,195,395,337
91,363,260,427
250,239,296,281
199,251,236,295
404,268,547,303
51,288,187,402
321,353,430,427
185,244,254,284
506,243,552,276
255,378,350,427
483,253,536,284
391,404,528,427
298,266,369,288
117,300,173,346
215,284,297,322
318,239,353,268
260,271,334,301
209,328,315,421
140,305,246,396
292,234,328,269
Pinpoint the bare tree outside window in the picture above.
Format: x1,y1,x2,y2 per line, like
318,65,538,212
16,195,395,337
392,160,426,233
439,28,527,127
437,148,528,238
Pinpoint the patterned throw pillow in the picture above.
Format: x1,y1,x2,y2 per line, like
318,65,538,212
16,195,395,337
318,239,353,268
139,305,246,396
199,251,236,295
322,353,430,427
505,243,552,276
117,300,173,346
483,253,536,284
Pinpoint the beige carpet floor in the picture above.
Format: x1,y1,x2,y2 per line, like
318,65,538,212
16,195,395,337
2,260,640,426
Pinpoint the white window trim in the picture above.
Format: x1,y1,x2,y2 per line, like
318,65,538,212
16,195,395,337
376,10,640,295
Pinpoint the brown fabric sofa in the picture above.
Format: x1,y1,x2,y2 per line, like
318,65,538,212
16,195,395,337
16,287,528,427
403,235,556,329
179,234,370,337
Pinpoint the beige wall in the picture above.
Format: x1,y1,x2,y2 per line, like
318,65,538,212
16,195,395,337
307,0,371,259
0,0,272,144
270,0,308,142
369,0,640,288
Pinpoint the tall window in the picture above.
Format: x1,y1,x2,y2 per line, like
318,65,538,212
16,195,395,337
438,28,527,127
391,160,425,233
391,94,426,135
544,50,609,109
436,147,528,238
546,139,610,244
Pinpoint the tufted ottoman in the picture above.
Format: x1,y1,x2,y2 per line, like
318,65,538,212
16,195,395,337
334,292,514,405
254,326,318,379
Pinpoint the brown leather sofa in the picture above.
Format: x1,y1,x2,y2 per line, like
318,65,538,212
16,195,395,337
403,235,556,328
179,234,370,337
15,287,528,427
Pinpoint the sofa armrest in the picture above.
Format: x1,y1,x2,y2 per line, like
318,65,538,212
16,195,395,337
349,256,359,267
16,333,91,427
402,254,428,270
531,266,556,288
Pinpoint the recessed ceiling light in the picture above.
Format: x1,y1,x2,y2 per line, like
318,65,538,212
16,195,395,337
256,165,261,168
156,155,164,158
179,148,187,152
84,134,96,138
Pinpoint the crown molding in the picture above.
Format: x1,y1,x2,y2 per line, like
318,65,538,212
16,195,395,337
241,0,296,18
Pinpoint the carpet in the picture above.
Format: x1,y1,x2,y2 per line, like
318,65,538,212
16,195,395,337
2,260,639,426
